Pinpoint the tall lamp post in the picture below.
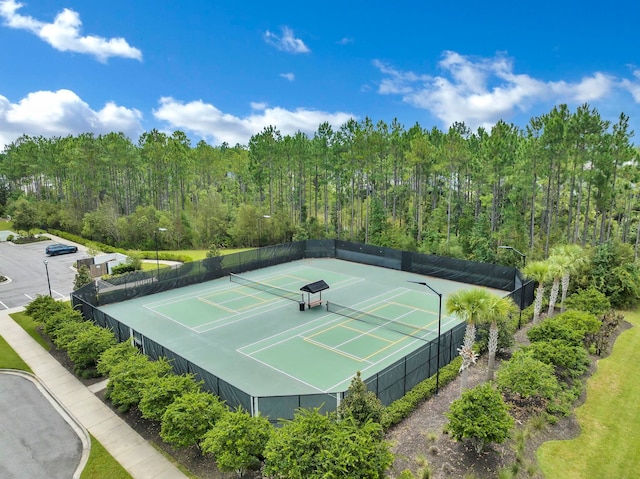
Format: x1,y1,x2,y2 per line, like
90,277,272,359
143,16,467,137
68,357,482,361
257,215,271,248
499,245,526,329
408,280,442,394
43,259,52,297
155,227,167,278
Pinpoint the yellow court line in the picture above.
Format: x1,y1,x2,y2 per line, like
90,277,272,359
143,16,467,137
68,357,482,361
235,288,271,303
385,300,438,315
302,336,369,363
197,296,238,313
339,323,395,343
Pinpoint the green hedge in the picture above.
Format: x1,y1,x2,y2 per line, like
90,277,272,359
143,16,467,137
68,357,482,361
47,229,192,262
380,356,462,430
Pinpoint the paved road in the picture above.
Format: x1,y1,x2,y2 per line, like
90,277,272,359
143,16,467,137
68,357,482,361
0,372,88,479
0,236,90,309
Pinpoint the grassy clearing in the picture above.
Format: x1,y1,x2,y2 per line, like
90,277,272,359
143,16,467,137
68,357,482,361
0,335,32,371
0,219,12,230
165,248,252,261
10,311,49,350
537,310,640,478
81,434,132,479
140,262,171,272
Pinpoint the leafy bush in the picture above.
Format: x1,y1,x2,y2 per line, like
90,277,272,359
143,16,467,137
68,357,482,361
565,287,611,316
201,407,273,476
66,325,117,372
96,341,139,376
527,310,600,347
24,295,69,323
110,263,137,275
496,352,560,406
160,391,228,450
139,374,201,421
107,355,172,412
42,309,84,339
523,340,589,380
263,409,393,479
445,383,514,453
52,321,93,350
338,371,384,427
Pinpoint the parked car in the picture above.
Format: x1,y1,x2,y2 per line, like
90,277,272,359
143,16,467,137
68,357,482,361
45,243,78,256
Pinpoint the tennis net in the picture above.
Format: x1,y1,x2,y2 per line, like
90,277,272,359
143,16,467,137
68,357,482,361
326,301,432,341
230,273,303,303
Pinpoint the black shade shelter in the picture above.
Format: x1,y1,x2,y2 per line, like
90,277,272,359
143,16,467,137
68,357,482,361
300,280,329,309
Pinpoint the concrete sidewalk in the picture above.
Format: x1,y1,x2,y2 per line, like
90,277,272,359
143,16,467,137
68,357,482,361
0,307,187,479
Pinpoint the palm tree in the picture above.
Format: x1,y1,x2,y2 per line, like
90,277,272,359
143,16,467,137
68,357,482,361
550,244,587,313
445,288,488,393
482,294,517,381
522,260,550,323
545,260,564,317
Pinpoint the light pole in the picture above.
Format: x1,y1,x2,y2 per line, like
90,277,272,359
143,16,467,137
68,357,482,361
499,245,526,329
257,215,271,248
43,259,52,297
408,280,442,395
155,227,167,278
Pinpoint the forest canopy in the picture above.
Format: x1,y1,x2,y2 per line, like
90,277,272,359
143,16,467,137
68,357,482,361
0,103,637,264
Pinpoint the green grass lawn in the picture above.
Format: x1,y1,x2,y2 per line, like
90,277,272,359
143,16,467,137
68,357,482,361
0,219,12,230
81,435,132,479
0,335,32,372
10,312,49,350
537,310,640,478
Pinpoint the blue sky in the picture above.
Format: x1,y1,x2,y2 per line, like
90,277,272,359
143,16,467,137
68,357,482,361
1,0,639,150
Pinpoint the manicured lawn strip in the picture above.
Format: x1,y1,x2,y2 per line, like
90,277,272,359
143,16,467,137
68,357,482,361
165,248,251,261
81,434,132,479
10,311,49,350
140,262,171,272
0,219,12,230
0,335,32,372
537,310,640,478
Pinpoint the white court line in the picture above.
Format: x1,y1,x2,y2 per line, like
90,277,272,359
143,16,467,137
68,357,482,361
236,350,330,394
142,304,200,332
143,282,238,308
302,336,373,364
239,287,410,356
324,315,461,391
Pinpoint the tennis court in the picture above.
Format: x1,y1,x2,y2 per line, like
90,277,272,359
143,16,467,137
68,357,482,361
99,258,507,416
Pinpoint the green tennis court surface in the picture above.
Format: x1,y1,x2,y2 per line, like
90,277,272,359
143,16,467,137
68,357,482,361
100,258,505,402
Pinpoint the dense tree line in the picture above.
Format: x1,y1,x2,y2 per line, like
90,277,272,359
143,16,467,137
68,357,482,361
1,104,638,263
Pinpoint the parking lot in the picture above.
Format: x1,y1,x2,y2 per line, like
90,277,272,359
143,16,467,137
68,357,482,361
0,236,89,309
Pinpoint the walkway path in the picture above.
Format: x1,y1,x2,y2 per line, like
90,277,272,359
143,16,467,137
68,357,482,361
0,307,187,479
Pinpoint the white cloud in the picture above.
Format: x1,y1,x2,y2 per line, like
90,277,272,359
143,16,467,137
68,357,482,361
153,97,354,146
0,0,142,62
280,72,295,81
264,26,310,54
621,69,640,102
0,89,143,150
337,37,353,45
374,51,618,130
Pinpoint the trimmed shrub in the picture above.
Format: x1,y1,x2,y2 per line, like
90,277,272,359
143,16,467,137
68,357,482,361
139,374,201,421
107,355,173,412
66,325,117,372
160,391,228,450
496,352,560,409
96,341,139,376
